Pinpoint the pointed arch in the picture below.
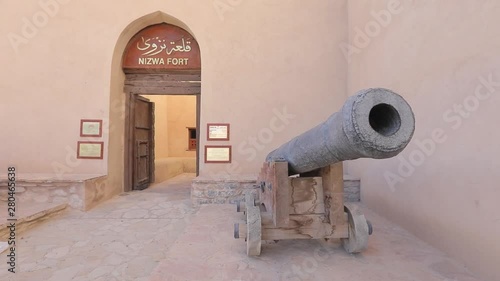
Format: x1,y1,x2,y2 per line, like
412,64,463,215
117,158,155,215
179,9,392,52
106,11,201,194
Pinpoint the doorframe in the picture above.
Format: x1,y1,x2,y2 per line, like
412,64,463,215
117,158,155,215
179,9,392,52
124,91,201,192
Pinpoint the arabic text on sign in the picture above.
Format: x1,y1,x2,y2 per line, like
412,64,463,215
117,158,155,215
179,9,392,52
137,36,193,56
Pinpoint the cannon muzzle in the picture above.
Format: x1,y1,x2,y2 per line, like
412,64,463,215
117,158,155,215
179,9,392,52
266,88,415,174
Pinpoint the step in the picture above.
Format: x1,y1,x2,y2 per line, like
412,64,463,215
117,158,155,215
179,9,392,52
0,202,68,240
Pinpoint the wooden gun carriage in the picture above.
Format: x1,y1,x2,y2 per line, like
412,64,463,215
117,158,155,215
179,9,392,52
234,88,416,256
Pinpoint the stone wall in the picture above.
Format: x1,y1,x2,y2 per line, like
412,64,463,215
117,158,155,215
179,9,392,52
344,175,361,202
0,180,84,209
191,176,257,205
0,175,107,211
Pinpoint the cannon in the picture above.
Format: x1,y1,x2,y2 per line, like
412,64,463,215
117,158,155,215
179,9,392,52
234,88,415,256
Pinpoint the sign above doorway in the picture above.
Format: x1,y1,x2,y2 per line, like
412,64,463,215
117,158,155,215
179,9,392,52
122,23,201,72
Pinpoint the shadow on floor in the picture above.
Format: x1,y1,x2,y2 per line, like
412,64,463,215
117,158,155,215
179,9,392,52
134,173,195,201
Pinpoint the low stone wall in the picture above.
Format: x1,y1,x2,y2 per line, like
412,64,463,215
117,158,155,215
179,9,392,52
191,175,257,205
0,174,107,211
191,175,361,206
344,175,361,202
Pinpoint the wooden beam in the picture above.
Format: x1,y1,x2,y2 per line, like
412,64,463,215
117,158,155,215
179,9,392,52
123,85,201,95
289,177,326,215
235,214,348,241
320,163,345,226
123,69,201,76
258,162,274,220
124,81,201,87
262,223,348,240
125,73,201,82
272,162,290,227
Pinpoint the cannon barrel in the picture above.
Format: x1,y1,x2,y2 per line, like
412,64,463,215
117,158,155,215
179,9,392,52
266,88,415,174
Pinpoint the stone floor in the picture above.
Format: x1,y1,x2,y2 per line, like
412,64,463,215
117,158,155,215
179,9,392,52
0,202,67,240
0,173,480,281
0,173,196,281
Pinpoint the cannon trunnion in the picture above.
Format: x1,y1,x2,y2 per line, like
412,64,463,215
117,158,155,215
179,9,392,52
234,88,415,256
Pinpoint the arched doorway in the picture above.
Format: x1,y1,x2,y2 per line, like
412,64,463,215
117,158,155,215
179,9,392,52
122,23,201,191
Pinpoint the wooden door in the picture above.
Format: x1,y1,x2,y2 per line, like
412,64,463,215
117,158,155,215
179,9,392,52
131,95,155,190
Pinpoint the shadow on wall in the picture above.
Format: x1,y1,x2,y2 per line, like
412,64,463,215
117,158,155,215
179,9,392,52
155,157,196,183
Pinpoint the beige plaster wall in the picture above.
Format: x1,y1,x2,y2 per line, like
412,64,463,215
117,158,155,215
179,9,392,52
0,0,348,180
346,1,500,280
166,95,196,158
140,95,195,182
140,95,196,159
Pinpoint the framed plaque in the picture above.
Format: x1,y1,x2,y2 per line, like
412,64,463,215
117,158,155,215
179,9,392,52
207,123,230,141
205,145,231,163
80,119,103,137
77,141,104,159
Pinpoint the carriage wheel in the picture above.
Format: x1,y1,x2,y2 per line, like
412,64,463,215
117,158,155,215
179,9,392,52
341,203,370,254
245,193,261,256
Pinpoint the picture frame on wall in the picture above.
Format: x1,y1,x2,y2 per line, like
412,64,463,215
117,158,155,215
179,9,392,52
80,119,103,137
207,123,230,141
77,141,104,159
205,145,231,163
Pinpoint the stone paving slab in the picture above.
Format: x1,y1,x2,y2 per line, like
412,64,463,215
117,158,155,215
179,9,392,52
0,174,195,281
149,204,479,281
0,202,68,239
0,202,67,221
0,242,7,254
